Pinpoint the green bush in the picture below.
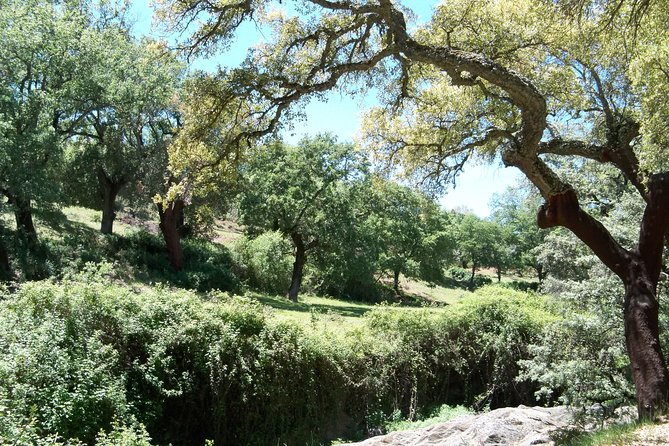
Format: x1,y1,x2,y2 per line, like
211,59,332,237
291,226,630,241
0,278,554,445
234,231,293,294
518,273,634,410
447,266,469,282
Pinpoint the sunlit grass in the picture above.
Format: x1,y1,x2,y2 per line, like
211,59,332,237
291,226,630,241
561,422,642,446
400,277,474,305
386,404,473,433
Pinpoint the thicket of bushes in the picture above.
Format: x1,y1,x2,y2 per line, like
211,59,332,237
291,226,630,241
0,269,555,446
1,224,240,293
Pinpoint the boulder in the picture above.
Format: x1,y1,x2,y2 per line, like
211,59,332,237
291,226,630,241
344,406,574,446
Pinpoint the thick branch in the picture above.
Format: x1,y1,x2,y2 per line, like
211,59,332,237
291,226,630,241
537,188,630,279
539,136,648,200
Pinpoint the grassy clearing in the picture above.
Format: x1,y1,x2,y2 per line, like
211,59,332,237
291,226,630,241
400,277,474,305
250,292,454,332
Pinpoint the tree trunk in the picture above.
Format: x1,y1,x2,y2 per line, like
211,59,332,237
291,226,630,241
393,269,401,294
13,195,38,248
158,199,185,271
535,263,545,284
287,232,307,302
496,267,502,282
98,169,126,235
623,260,669,418
0,236,10,278
470,263,476,286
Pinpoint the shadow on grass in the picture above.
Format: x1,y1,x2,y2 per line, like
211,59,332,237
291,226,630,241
4,210,240,293
254,294,371,318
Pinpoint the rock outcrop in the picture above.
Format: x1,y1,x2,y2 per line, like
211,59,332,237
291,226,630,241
345,406,574,446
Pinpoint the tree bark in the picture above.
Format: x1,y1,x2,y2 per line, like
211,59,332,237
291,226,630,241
535,263,544,284
158,199,185,271
393,269,400,294
0,236,10,278
97,169,126,235
287,232,307,302
623,261,669,418
12,195,38,248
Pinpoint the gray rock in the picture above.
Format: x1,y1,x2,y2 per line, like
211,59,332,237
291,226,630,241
344,406,574,446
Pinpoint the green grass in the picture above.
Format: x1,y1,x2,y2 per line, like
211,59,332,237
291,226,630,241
250,289,459,334
559,422,642,446
400,277,474,305
385,404,473,433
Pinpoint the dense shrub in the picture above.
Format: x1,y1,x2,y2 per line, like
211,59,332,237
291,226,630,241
234,231,293,294
518,269,635,410
4,226,240,292
0,275,554,446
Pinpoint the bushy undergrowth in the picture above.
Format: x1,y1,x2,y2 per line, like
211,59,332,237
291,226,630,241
0,274,554,446
233,231,293,294
519,269,636,411
384,404,472,433
3,225,239,293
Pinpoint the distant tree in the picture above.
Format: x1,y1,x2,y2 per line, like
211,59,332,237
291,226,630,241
454,213,510,285
367,179,453,293
490,184,547,282
238,135,363,301
61,38,183,234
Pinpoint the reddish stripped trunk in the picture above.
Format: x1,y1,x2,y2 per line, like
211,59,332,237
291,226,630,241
623,261,669,418
158,199,185,271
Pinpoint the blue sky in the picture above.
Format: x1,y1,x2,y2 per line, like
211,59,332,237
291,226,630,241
129,0,521,217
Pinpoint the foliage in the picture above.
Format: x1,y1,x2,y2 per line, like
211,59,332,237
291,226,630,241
384,404,472,433
0,275,552,445
520,264,635,409
237,135,367,299
365,178,453,289
489,183,547,281
234,231,293,294
452,213,510,284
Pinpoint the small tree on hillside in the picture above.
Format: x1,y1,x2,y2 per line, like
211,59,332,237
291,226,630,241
238,135,364,301
367,178,453,293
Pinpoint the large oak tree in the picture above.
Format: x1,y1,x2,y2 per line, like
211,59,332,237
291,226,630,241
158,0,669,416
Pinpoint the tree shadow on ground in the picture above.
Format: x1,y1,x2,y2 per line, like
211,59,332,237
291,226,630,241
254,294,372,318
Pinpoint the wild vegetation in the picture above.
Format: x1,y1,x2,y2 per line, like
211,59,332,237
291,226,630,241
1,0,669,445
